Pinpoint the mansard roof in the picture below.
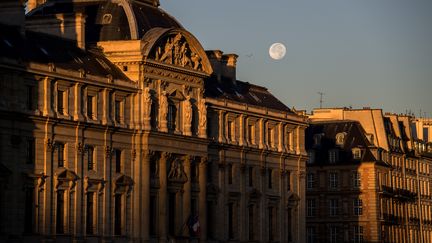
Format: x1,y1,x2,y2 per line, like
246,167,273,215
306,120,377,165
27,0,182,43
204,76,294,113
0,24,129,81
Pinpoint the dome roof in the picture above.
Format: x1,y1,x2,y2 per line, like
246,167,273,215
27,0,182,43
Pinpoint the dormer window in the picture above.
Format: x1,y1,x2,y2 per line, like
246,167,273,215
313,134,323,147
352,148,362,160
335,132,346,146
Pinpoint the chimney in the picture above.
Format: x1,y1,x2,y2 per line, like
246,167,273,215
221,53,238,84
206,50,238,84
0,0,25,30
206,50,224,82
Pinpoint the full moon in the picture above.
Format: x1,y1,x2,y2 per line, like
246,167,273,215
269,43,286,60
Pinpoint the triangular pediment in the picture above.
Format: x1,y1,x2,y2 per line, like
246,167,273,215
168,89,186,101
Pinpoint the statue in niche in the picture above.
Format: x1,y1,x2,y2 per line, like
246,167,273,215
143,87,152,118
168,158,184,179
198,98,207,127
154,33,202,71
184,96,193,129
159,91,168,121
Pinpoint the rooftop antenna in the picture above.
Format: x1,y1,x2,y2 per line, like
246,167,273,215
318,92,324,109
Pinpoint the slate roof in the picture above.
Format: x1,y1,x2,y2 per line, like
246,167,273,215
28,1,182,43
205,76,293,113
306,120,377,165
0,24,129,81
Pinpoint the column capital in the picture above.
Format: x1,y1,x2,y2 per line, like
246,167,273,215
199,156,208,166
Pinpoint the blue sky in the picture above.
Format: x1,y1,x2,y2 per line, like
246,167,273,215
162,0,432,116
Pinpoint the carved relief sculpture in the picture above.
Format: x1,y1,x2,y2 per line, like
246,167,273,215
153,33,203,71
159,91,168,132
143,87,152,130
184,96,192,135
198,98,207,138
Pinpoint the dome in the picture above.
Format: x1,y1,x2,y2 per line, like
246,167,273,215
27,0,182,43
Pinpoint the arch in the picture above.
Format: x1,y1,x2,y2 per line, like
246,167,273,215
142,28,213,75
113,0,139,39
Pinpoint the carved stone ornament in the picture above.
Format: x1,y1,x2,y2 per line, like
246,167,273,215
46,138,55,152
54,168,79,192
198,98,207,128
153,33,203,71
105,146,113,158
113,174,134,196
143,87,152,118
168,158,187,183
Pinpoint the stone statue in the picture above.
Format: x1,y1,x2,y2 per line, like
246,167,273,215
168,159,184,179
159,91,168,121
143,87,152,118
184,96,192,127
191,52,202,71
198,98,207,127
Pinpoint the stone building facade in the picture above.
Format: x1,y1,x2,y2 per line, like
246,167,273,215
307,108,432,243
0,0,307,242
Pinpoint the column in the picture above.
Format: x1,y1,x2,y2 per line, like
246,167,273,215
183,155,192,237
42,77,53,117
44,138,55,238
159,152,169,242
73,83,83,121
74,140,85,242
142,150,151,242
199,157,208,242
218,110,226,143
102,146,112,243
132,146,141,241
239,162,246,241
238,114,245,146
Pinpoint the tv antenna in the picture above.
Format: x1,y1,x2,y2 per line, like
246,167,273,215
318,92,325,108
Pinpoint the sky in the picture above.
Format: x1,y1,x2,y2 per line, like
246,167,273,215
161,0,432,116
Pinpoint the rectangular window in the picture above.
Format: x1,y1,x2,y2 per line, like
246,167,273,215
307,173,315,189
352,172,361,188
268,127,274,147
353,226,364,243
308,151,315,164
26,138,35,164
24,188,34,234
168,192,176,235
307,227,315,243
330,226,338,243
248,124,255,144
268,168,273,189
287,171,291,191
353,199,363,216
115,149,121,173
228,164,233,185
26,85,34,110
114,194,122,235
57,143,65,167
329,172,338,188
228,121,235,142
115,100,121,123
329,150,338,163
149,195,157,235
167,104,176,131
307,199,316,217
248,205,254,241
86,192,94,235
228,203,234,239
87,146,94,170
57,90,64,115
56,191,65,234
87,95,94,119
329,199,338,216
248,167,253,187
268,206,274,241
